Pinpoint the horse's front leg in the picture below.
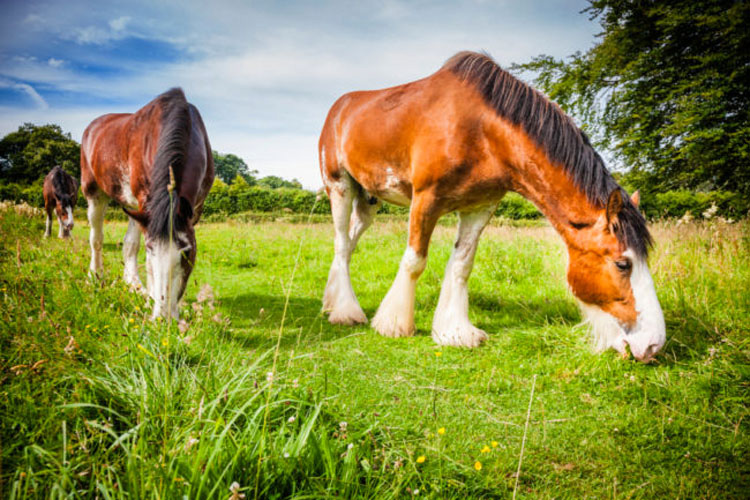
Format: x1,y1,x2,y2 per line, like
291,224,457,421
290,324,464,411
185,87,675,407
87,196,107,276
123,217,145,292
371,193,439,338
44,211,52,238
432,205,496,347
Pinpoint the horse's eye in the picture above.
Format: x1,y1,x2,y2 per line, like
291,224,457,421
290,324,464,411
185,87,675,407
615,259,632,272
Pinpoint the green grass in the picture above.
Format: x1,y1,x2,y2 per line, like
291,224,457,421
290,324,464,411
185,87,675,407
1,206,748,498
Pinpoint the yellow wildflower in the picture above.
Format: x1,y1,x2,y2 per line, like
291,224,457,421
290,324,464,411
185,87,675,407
416,455,426,464
438,427,445,435
435,351,442,357
129,318,134,324
474,461,482,471
491,441,498,448
162,338,168,347
481,445,491,453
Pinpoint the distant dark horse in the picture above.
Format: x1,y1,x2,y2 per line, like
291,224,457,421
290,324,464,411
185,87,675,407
81,88,214,319
319,51,665,362
43,165,77,238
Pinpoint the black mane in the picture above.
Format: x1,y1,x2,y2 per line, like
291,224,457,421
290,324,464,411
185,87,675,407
50,165,76,208
444,51,651,256
146,88,193,242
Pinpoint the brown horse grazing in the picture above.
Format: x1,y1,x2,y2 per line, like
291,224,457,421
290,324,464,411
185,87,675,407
319,51,666,363
43,165,78,238
81,88,214,319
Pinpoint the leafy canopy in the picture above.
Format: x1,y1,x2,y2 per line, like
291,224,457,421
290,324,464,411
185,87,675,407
514,0,750,195
212,150,258,185
0,123,80,184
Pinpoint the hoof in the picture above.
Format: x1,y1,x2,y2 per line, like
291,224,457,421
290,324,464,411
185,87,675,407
432,323,488,348
327,306,368,326
371,310,415,338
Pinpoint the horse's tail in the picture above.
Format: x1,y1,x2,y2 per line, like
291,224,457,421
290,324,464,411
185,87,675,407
147,88,193,242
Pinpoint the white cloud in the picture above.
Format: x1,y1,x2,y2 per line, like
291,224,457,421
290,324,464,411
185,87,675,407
14,83,48,109
0,79,48,110
109,16,131,32
47,58,65,68
68,15,132,45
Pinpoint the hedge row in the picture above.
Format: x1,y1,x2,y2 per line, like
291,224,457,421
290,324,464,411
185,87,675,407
2,178,746,221
638,190,748,220
201,180,543,220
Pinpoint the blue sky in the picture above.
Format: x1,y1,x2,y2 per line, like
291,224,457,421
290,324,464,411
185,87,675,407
0,0,598,188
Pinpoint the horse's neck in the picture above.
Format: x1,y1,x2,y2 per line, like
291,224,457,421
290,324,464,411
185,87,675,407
504,152,599,245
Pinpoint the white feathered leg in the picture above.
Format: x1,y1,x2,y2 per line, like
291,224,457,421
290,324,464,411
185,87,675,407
123,217,144,292
323,177,368,325
432,205,495,347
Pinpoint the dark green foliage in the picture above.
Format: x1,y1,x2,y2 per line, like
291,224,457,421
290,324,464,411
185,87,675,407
495,193,543,220
212,150,257,185
0,123,80,184
513,0,750,197
257,175,303,190
639,189,749,220
203,178,331,216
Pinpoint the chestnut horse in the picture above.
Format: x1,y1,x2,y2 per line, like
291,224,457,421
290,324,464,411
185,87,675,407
319,52,666,362
43,165,78,238
81,88,214,319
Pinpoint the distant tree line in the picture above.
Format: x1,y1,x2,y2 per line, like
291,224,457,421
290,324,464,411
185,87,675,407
1,121,747,220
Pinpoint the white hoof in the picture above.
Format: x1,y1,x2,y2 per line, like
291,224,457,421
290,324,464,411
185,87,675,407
327,303,368,325
432,321,488,348
371,308,415,338
125,276,147,296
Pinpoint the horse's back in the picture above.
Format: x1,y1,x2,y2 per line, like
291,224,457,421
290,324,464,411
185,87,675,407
321,69,498,204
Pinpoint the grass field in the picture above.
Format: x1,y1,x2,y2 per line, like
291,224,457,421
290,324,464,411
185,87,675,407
1,205,748,499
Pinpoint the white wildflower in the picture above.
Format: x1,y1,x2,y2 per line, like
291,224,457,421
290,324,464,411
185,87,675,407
228,481,245,500
702,203,718,220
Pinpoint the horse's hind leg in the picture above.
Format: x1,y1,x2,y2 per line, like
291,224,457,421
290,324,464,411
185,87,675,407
432,205,496,347
349,189,381,248
87,195,107,276
371,193,438,338
323,173,368,325
123,217,144,291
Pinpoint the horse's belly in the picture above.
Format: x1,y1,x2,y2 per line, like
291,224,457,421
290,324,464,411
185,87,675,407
366,166,412,207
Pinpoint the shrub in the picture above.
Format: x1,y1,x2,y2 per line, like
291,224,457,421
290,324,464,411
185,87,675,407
639,190,748,220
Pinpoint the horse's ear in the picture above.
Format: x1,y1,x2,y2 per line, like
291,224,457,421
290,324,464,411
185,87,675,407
630,190,640,207
606,189,624,225
122,207,148,227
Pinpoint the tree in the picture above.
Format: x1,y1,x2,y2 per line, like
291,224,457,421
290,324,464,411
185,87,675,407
212,150,257,185
514,0,750,196
0,123,80,184
257,175,303,190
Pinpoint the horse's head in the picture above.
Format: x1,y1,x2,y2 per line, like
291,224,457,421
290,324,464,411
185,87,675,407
565,190,665,362
145,224,196,320
56,194,75,232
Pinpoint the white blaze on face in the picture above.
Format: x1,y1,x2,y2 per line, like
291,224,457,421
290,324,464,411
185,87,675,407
623,250,666,362
580,249,666,363
146,237,188,319
65,206,74,230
